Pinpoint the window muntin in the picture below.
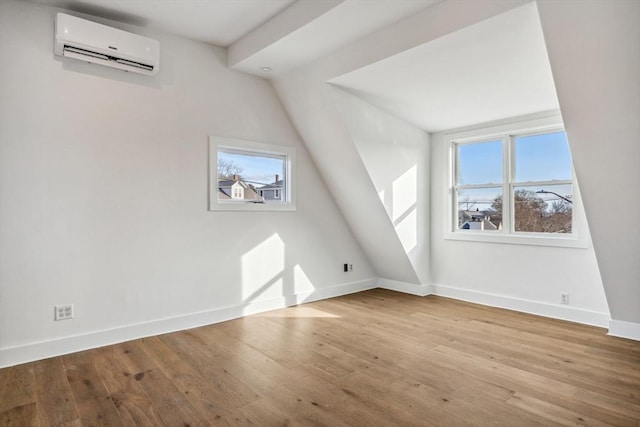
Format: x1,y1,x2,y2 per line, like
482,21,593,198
453,128,573,237
209,136,296,211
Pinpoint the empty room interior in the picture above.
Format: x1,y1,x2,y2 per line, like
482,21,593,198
1,0,639,425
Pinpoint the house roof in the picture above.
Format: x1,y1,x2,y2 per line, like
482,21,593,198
460,210,494,220
259,180,284,190
218,179,247,188
461,220,498,231
217,179,259,200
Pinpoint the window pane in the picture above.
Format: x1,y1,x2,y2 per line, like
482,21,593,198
515,131,571,182
457,140,502,185
513,184,572,233
456,187,502,231
217,150,285,202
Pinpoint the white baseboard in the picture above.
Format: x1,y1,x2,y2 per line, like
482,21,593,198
430,284,611,328
0,279,377,369
3,278,630,368
377,278,432,296
608,319,640,341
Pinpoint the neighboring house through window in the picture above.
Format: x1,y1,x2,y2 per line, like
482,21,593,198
258,174,284,201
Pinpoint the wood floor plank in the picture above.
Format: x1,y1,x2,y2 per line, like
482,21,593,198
115,340,211,426
142,334,250,424
161,331,262,407
62,352,124,426
32,358,79,426
1,289,638,426
90,346,164,426
506,392,614,427
417,321,640,404
0,364,35,413
0,402,38,427
426,344,638,426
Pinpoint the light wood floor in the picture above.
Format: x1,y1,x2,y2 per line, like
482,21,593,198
1,289,639,426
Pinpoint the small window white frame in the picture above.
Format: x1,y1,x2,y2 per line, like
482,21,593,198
209,136,296,211
445,113,588,248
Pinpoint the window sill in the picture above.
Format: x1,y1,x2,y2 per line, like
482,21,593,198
210,201,296,212
444,231,588,248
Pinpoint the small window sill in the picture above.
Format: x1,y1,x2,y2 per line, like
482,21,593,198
211,201,296,212
444,231,589,248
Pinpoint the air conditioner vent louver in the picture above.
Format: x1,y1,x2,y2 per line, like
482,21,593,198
63,45,155,72
55,13,159,76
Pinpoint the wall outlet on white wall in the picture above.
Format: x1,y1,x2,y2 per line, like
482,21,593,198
560,293,570,305
55,304,73,321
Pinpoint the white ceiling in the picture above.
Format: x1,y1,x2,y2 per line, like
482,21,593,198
28,0,560,132
28,0,439,75
227,0,440,76
28,0,297,46
330,2,560,132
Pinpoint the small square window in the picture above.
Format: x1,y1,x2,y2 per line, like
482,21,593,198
209,136,296,211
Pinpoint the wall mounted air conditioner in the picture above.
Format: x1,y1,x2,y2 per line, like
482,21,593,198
54,13,160,76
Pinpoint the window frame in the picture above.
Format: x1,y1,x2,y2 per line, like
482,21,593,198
209,136,296,212
445,114,587,248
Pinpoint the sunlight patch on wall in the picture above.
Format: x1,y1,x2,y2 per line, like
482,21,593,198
392,165,417,222
392,165,418,252
241,233,285,301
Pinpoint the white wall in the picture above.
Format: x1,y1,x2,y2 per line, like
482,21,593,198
273,0,616,329
269,2,527,292
537,0,640,337
0,0,375,367
272,71,422,285
330,88,430,286
430,129,610,326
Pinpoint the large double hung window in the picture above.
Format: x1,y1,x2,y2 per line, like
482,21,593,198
449,116,581,246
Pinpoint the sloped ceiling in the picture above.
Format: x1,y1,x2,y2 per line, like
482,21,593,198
329,2,559,132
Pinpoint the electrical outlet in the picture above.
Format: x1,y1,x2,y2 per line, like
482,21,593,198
349,264,353,271
560,293,570,305
55,304,73,321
